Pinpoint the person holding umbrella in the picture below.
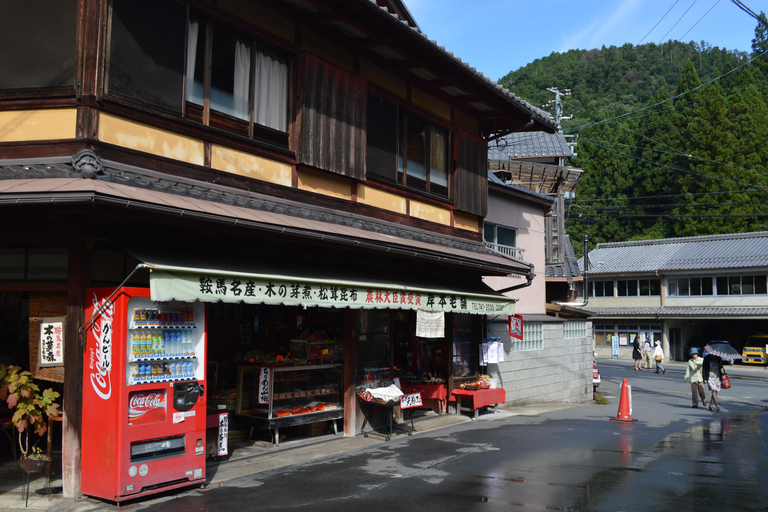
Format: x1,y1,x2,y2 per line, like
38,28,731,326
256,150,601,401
702,351,724,412
701,341,741,412
684,348,706,408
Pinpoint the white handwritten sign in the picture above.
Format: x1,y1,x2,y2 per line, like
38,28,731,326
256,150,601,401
218,413,229,456
400,393,423,409
257,367,271,404
39,317,65,367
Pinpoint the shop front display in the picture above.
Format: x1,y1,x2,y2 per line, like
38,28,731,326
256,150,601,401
235,363,343,446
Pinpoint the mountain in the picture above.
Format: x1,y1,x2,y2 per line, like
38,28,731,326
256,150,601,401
499,32,768,256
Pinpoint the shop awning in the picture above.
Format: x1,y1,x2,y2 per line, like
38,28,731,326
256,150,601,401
146,263,516,316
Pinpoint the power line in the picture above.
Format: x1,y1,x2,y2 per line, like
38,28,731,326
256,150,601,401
678,0,722,41
565,47,768,132
658,0,699,44
638,0,681,45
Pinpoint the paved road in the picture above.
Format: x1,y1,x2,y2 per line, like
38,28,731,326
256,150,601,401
133,359,768,512
6,358,765,511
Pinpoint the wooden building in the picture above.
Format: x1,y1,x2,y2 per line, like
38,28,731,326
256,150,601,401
0,0,556,498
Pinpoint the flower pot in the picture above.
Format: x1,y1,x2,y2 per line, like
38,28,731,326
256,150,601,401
17,457,51,474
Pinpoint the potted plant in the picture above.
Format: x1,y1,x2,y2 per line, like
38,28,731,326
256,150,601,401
0,364,61,468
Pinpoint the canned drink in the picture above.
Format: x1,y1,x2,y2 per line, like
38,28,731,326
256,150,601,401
139,308,146,325
133,308,141,325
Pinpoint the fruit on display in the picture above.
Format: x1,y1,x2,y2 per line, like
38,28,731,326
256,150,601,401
460,374,492,390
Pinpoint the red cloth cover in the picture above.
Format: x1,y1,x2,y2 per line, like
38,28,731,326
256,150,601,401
449,387,506,409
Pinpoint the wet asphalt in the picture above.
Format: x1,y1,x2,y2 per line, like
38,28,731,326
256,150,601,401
2,358,766,511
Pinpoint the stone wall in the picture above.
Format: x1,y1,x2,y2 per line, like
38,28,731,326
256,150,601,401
487,319,593,406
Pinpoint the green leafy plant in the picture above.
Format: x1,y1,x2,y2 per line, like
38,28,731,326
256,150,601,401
0,364,61,459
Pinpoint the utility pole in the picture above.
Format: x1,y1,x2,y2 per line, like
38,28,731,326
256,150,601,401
544,87,572,132
542,87,576,165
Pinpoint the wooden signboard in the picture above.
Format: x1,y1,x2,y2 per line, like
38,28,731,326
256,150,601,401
400,392,423,409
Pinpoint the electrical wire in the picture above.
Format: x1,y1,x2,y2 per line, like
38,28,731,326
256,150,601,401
658,0,699,43
638,0,681,45
565,47,768,132
678,0,722,41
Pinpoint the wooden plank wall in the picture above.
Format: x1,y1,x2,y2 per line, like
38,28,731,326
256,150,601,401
296,52,366,180
454,130,488,217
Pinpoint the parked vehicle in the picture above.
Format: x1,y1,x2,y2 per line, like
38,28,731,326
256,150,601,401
742,334,768,366
593,355,601,391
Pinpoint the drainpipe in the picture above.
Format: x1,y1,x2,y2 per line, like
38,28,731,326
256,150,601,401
551,235,590,308
498,264,535,293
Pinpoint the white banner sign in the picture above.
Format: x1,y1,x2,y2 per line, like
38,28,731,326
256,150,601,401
257,367,271,405
218,413,229,456
150,269,515,316
416,310,445,338
39,317,65,367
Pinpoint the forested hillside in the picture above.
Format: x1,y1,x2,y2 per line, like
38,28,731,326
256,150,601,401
499,19,768,257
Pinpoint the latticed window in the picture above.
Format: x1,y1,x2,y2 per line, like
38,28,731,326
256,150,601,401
564,320,586,339
513,321,543,351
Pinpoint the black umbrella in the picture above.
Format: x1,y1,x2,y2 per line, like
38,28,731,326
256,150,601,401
704,341,742,361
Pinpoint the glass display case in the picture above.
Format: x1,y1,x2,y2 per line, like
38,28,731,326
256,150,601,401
235,363,343,445
126,298,205,385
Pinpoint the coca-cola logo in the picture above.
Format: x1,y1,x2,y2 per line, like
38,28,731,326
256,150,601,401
89,293,114,401
129,392,165,412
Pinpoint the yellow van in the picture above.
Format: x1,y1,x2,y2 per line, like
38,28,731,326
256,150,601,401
742,334,768,365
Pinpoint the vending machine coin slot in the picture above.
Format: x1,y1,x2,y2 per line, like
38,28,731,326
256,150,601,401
173,381,202,412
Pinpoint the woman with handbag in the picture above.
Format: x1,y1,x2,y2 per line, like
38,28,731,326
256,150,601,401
652,341,665,374
702,353,724,412
632,335,643,371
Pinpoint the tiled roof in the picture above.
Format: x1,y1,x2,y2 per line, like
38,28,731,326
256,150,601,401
488,132,572,160
546,235,582,279
0,159,530,275
588,306,768,318
358,1,554,127
581,231,768,274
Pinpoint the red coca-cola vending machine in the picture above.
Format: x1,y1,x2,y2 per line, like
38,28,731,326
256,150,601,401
82,287,207,502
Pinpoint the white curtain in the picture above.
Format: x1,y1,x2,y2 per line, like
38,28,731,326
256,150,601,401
185,20,202,105
233,41,251,121
253,46,288,132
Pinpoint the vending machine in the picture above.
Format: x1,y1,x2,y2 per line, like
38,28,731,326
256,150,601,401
82,287,207,502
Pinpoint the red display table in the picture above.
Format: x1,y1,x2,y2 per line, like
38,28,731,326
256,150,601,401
449,388,506,419
405,384,447,414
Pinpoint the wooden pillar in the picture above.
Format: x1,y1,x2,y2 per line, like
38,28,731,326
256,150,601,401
342,309,357,436
62,224,87,498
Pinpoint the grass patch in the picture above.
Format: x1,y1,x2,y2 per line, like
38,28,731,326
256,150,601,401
593,392,609,405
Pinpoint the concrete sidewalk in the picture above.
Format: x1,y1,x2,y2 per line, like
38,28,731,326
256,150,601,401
0,403,577,512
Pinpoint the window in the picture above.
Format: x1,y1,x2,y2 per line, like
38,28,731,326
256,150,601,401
186,18,289,134
106,2,289,141
589,280,613,298
366,94,449,197
616,279,661,297
108,0,186,111
513,321,542,351
0,248,68,280
484,223,517,250
0,0,77,91
564,320,586,339
669,275,766,296
716,275,768,296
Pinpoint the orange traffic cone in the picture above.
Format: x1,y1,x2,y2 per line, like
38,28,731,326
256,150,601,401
610,378,638,423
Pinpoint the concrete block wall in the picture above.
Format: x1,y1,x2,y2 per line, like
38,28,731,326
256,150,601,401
486,319,593,406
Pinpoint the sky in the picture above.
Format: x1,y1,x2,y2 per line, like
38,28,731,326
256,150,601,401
405,0,762,82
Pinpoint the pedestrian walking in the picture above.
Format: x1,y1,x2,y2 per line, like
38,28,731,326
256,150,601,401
702,353,724,412
643,338,653,370
653,341,665,374
632,335,643,371
683,348,706,408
